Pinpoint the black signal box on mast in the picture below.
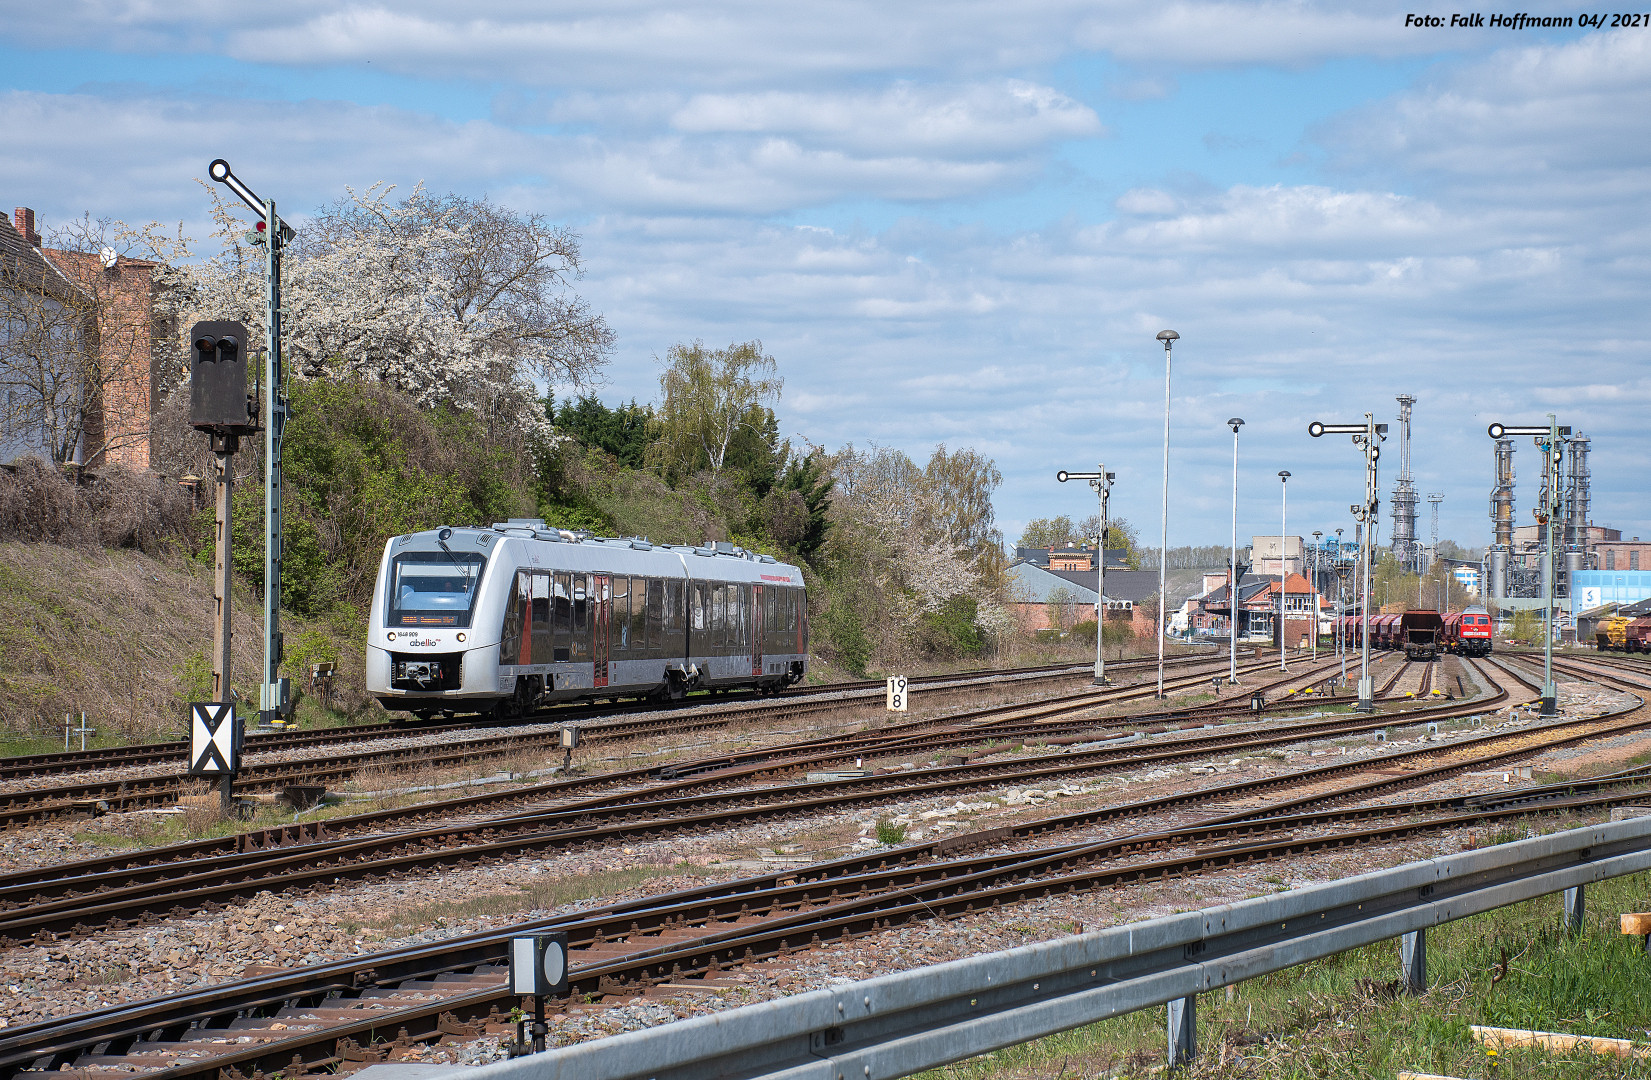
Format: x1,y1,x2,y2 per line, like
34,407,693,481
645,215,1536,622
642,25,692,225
189,320,258,436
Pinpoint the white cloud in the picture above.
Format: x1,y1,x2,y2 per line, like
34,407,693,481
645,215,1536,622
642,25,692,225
11,0,1474,88
3,19,1646,544
665,82,1103,156
1325,30,1651,205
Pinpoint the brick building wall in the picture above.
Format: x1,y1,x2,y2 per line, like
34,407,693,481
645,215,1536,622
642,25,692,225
42,240,165,469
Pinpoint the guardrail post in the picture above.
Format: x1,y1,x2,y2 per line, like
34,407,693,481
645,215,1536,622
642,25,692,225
1167,994,1196,1069
1564,885,1585,933
1401,929,1426,994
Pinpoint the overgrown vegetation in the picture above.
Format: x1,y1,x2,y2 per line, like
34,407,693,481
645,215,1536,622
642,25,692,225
922,865,1651,1079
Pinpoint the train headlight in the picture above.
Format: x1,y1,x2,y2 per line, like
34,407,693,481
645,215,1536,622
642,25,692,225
387,631,396,641
457,633,467,642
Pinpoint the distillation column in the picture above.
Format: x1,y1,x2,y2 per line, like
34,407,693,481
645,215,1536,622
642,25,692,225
1565,433,1591,578
1390,394,1421,573
1488,438,1515,601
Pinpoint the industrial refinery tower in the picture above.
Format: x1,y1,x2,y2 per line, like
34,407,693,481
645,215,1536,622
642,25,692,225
1485,428,1594,602
1390,395,1422,574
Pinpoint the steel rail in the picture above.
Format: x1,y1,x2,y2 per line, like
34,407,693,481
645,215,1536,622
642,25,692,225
0,667,1118,827
0,658,1534,943
5,657,1640,1079
0,656,1311,906
2,658,1225,781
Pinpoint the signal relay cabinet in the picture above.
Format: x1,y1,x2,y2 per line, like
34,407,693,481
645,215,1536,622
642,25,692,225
189,319,260,435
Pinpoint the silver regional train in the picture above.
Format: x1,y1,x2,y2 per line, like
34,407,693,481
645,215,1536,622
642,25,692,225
366,518,808,719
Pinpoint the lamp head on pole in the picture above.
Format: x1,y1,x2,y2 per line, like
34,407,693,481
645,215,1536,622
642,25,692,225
1157,329,1179,352
1228,417,1244,434
1278,470,1290,482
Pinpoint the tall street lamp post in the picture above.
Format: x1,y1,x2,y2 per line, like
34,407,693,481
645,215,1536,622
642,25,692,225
1056,465,1115,685
1227,418,1244,686
1278,470,1290,671
1155,330,1178,699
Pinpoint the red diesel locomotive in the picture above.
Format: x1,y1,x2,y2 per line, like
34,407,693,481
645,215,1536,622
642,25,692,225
1334,605,1492,659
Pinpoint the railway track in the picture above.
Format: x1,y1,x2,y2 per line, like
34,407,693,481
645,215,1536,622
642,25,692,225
5,657,1646,1080
0,655,1246,784
0,655,1366,938
0,652,1301,831
0,667,1109,827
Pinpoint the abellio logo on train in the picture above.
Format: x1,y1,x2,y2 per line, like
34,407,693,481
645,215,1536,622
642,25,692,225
405,637,442,648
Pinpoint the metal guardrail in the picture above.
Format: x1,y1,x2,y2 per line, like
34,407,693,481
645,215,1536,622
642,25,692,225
445,816,1651,1080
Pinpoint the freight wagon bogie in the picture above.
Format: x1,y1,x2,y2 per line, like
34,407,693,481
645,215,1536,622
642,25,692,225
366,521,807,718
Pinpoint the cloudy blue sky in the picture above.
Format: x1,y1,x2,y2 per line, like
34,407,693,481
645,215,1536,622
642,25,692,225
3,2,1647,552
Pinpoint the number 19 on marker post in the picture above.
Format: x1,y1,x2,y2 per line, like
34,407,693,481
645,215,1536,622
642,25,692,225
886,675,908,712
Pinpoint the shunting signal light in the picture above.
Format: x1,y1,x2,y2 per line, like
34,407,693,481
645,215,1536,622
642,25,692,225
189,319,254,435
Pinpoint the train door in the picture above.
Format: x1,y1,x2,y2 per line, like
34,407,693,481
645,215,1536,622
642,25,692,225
751,584,763,676
593,573,610,688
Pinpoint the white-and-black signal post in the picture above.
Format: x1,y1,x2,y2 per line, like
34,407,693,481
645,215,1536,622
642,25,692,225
188,310,256,811
1057,465,1115,685
509,933,569,1054
189,701,241,809
209,159,295,731
886,676,909,712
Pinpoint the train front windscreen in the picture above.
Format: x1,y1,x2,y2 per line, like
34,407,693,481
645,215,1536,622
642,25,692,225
387,550,488,628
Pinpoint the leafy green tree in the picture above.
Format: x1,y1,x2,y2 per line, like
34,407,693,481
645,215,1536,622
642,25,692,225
1511,608,1540,642
767,448,834,563
1045,585,1079,632
651,340,783,483
1019,516,1077,549
916,595,988,659
1102,615,1134,659
550,394,653,468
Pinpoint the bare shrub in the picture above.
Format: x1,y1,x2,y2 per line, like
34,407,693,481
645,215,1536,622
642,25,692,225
83,464,195,552
0,456,90,543
0,455,194,552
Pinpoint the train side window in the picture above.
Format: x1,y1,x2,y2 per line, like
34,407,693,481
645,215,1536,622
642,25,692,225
572,574,590,660
647,579,665,655
531,571,552,664
691,581,706,633
761,587,774,653
709,583,724,649
612,576,631,653
629,577,646,653
553,572,572,661
501,570,529,666
738,584,750,649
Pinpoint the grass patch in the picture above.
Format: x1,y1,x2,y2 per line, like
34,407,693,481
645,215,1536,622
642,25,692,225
919,869,1651,1078
367,863,714,932
875,817,908,845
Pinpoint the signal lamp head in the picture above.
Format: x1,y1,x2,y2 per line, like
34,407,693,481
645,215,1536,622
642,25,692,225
215,335,238,358
1056,471,1069,483
193,334,217,355
208,159,232,182
1487,423,1506,439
